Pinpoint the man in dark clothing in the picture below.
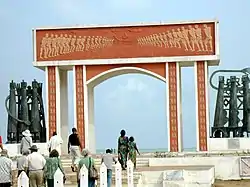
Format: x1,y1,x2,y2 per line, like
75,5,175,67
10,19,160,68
68,128,82,172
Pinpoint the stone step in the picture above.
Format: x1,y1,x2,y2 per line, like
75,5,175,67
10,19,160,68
62,163,150,173
61,160,149,167
60,157,150,163
64,171,141,184
12,166,178,185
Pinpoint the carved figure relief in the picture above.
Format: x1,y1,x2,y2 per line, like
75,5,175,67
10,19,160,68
39,34,114,59
137,24,213,52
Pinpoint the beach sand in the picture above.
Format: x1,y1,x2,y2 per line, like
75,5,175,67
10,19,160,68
214,180,250,186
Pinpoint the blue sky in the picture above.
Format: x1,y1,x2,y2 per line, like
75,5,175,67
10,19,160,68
0,0,250,150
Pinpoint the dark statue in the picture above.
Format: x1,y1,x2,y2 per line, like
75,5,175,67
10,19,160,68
5,80,46,143
210,68,250,138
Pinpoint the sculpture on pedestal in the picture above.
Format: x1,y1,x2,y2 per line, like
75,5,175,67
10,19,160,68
210,68,250,138
5,80,46,143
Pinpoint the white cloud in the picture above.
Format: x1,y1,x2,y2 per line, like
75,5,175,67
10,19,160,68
106,77,156,102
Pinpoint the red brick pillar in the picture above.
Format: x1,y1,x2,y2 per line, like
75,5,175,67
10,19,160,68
47,66,57,138
195,61,209,151
74,65,85,148
167,62,182,152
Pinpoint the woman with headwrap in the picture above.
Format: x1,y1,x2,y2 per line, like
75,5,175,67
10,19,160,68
117,129,128,170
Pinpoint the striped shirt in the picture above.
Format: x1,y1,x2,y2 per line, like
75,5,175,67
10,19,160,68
0,156,13,183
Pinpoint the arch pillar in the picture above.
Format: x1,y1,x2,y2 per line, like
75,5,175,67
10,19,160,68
194,61,209,151
73,65,86,149
46,66,57,139
46,66,69,154
166,62,183,152
87,84,95,154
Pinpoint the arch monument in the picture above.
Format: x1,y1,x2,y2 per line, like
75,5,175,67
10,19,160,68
32,20,219,154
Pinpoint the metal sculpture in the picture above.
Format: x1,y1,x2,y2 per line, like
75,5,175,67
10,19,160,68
210,68,250,138
5,80,46,143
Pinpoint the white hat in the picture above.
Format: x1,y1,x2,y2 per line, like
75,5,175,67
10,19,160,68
22,129,31,137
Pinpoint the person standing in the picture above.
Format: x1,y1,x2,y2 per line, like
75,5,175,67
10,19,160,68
128,136,140,169
68,128,82,172
20,129,33,154
17,150,29,177
101,149,117,187
48,132,63,156
25,145,46,187
44,149,66,187
77,149,96,187
117,130,128,170
0,149,13,187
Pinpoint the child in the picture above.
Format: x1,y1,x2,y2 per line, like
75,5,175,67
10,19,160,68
17,150,29,176
101,149,117,187
128,136,140,169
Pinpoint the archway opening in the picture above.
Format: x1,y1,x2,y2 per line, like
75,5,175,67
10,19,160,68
181,67,197,151
89,72,167,154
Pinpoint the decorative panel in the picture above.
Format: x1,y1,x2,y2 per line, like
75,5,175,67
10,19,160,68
35,21,216,61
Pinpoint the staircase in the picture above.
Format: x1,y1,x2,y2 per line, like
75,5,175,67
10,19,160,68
61,156,150,184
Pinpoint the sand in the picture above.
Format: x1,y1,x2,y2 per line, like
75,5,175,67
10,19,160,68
214,180,250,187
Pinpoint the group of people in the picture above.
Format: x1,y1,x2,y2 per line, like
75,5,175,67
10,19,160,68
0,129,65,187
0,144,65,187
0,128,140,187
117,130,140,170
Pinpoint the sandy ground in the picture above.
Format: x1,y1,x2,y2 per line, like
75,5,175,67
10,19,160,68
214,180,250,187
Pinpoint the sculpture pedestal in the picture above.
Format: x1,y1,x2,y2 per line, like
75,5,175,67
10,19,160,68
209,138,250,151
3,143,49,157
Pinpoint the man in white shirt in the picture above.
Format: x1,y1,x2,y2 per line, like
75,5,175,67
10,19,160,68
48,132,63,156
25,145,46,187
0,149,13,187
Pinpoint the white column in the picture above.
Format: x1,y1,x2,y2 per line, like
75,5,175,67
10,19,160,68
73,66,77,128
204,61,210,150
45,66,49,142
88,85,96,154
176,62,183,152
165,63,170,152
55,66,61,137
59,69,68,155
83,65,89,150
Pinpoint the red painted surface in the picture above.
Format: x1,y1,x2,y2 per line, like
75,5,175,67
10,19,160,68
86,63,166,81
36,22,216,61
75,65,85,148
196,61,207,151
168,62,179,152
48,66,57,138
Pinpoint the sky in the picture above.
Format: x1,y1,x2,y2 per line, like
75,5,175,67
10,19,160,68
0,0,250,150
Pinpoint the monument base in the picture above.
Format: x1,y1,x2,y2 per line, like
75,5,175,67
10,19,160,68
3,143,49,157
209,138,250,151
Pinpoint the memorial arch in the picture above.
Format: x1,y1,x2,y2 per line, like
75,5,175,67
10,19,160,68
85,64,166,153
32,20,219,154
